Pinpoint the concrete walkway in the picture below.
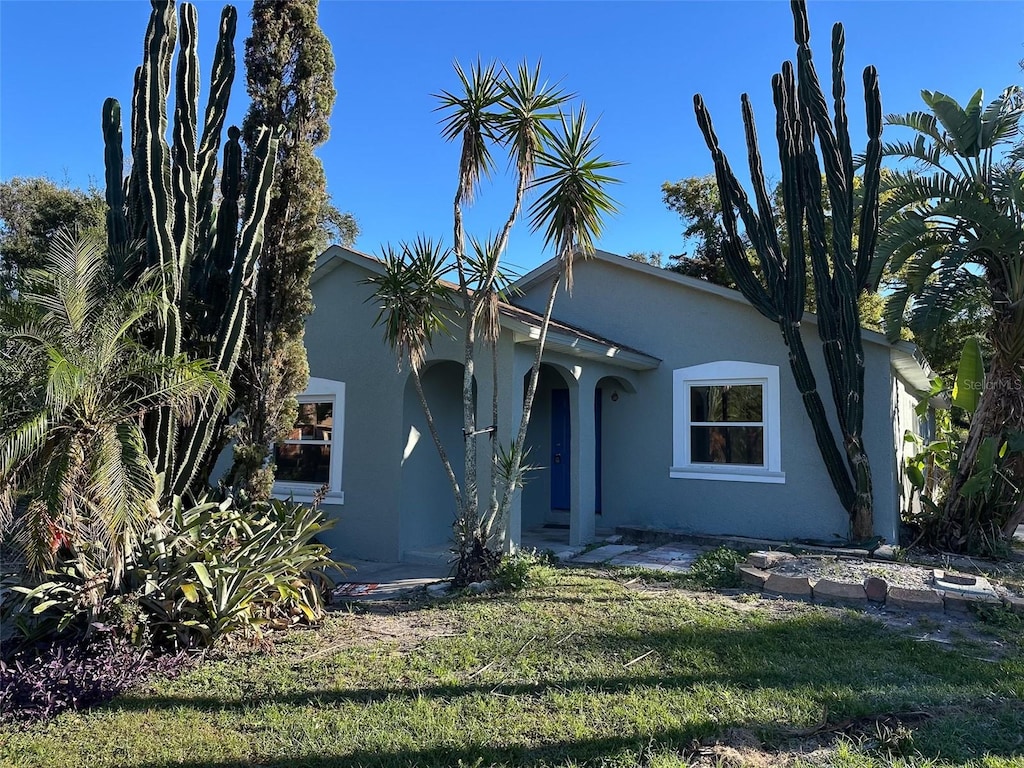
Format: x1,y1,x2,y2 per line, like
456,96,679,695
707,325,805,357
331,558,450,602
568,542,709,572
330,536,712,603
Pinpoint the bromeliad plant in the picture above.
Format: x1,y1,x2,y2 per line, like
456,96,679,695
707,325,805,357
365,61,621,584
2,493,343,650
693,0,884,541
102,0,280,501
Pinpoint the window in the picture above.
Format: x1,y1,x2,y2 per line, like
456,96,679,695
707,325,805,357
671,361,784,483
273,377,345,503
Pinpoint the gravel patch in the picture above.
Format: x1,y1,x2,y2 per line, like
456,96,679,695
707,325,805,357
770,555,933,590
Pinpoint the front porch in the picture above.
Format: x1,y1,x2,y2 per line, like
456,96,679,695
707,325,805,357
397,303,660,563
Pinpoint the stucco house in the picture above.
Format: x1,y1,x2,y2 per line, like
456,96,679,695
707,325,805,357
273,245,930,563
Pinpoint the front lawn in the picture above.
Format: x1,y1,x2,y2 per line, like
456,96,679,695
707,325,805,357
3,569,1024,767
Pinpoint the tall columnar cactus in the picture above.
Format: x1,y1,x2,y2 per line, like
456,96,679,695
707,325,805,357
693,0,883,540
103,0,280,499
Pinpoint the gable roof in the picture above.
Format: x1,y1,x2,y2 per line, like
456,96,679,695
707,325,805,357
513,249,934,392
315,245,931,390
313,245,661,371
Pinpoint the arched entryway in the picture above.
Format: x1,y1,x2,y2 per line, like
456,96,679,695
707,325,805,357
399,360,473,553
521,363,576,531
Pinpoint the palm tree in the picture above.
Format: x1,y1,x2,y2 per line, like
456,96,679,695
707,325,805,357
368,62,620,582
0,229,227,585
876,87,1024,548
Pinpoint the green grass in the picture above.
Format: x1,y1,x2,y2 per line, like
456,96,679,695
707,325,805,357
3,568,1024,767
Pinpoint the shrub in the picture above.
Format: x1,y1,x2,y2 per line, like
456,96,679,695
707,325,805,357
0,630,191,724
1,495,346,651
492,549,554,592
687,547,745,589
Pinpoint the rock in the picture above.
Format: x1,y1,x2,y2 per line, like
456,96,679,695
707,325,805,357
863,576,888,603
832,547,872,558
887,586,943,611
746,551,793,569
943,590,1001,612
552,549,580,562
604,534,624,544
933,569,976,587
764,573,812,597
736,564,769,589
874,545,897,561
467,580,494,594
426,581,451,596
813,579,867,603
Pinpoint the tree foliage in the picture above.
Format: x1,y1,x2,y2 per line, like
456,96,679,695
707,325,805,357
878,86,1024,551
660,176,736,285
0,178,106,297
231,0,354,499
0,230,226,584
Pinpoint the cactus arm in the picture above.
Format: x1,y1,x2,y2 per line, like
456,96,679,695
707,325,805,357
693,95,776,318
102,99,129,252
773,63,807,321
792,1,851,251
136,1,182,479
172,125,278,497
858,66,883,290
138,0,178,297
831,24,855,225
172,2,199,299
739,95,785,296
126,67,146,245
195,6,236,269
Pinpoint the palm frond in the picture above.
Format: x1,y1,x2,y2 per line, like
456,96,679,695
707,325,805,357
433,59,504,202
363,237,456,371
497,60,572,184
527,106,623,289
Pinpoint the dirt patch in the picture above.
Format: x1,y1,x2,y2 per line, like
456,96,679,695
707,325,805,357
288,603,461,663
770,554,933,589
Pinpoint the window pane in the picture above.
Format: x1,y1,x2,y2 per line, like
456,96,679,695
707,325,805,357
274,443,331,484
690,426,764,465
690,385,762,422
293,401,333,440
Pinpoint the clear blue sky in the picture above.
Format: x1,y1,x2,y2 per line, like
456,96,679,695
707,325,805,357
1,1,1021,274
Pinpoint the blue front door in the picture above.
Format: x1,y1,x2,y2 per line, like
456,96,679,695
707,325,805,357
551,389,571,510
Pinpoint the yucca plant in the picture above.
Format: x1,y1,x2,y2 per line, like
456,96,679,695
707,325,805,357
366,62,621,584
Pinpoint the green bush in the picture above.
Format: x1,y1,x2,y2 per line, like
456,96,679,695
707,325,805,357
492,549,554,592
1,496,346,651
686,547,745,589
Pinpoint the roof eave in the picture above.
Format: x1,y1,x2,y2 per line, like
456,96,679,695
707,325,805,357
499,315,661,371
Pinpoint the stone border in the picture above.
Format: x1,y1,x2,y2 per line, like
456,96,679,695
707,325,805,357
737,552,1022,616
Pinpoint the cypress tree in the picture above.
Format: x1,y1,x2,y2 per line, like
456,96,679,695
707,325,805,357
232,0,354,498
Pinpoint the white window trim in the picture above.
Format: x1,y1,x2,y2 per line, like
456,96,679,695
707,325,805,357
670,361,785,484
273,377,346,504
